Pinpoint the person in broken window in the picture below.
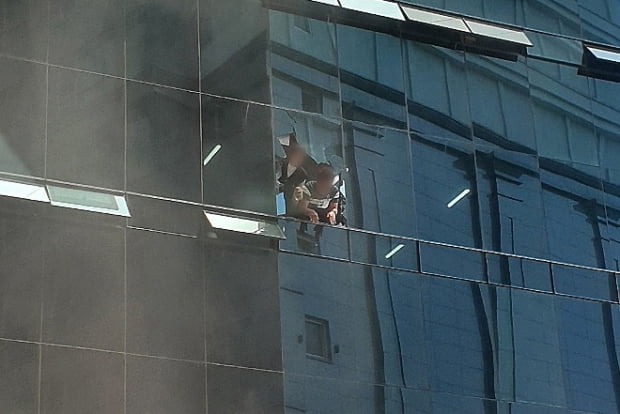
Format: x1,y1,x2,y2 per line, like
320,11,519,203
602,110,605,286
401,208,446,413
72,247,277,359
295,163,340,225
276,143,309,216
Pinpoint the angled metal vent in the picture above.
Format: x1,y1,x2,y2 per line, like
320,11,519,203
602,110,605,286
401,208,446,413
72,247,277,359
579,44,620,82
263,0,533,61
339,0,405,21
0,178,132,217
464,19,532,46
0,178,50,203
310,0,339,5
47,185,131,217
399,5,531,60
401,6,469,33
263,0,406,36
204,211,286,239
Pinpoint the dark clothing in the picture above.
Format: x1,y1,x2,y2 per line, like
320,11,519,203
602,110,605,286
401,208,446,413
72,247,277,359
276,158,308,216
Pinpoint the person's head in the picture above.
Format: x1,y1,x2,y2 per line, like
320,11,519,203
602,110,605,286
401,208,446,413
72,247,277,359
315,163,336,194
287,145,306,168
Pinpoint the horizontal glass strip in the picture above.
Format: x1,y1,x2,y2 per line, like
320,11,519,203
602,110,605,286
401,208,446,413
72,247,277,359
339,0,405,21
205,211,286,239
586,45,620,63
47,185,131,217
401,5,469,32
465,19,533,46
309,0,340,5
0,179,50,203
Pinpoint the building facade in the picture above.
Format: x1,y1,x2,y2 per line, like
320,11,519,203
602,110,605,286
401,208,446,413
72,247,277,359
2,0,620,413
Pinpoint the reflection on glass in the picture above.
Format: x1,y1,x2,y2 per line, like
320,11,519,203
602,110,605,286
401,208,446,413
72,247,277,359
474,146,548,258
529,55,597,164
486,254,554,291
446,188,471,208
523,0,580,37
525,30,583,65
420,243,486,282
269,10,340,117
280,247,620,410
541,161,607,269
203,144,222,166
405,41,472,138
47,185,130,217
412,135,479,248
202,97,274,213
338,24,407,126
556,296,620,413
338,0,405,20
578,1,620,47
204,211,285,239
466,53,537,152
552,264,614,301
344,124,415,235
0,178,49,203
384,243,405,259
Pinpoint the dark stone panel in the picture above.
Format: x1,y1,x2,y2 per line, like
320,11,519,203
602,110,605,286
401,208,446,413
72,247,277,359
127,229,204,361
284,373,388,414
48,0,124,76
42,221,125,351
205,241,281,371
0,0,48,61
126,0,199,91
202,97,275,213
0,211,43,342
40,346,124,414
0,57,47,177
199,0,271,102
207,364,284,414
0,340,38,414
47,67,125,189
126,194,204,237
127,81,201,202
126,355,205,414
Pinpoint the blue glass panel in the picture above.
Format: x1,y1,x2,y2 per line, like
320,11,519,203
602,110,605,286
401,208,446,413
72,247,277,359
269,10,341,117
552,264,615,301
405,41,472,141
411,135,480,248
556,296,620,413
419,243,485,282
541,162,607,269
466,54,536,153
475,146,548,259
344,123,415,235
578,0,620,47
349,231,419,272
337,25,407,128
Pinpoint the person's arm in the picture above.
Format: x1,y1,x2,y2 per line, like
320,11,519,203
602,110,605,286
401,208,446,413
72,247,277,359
326,201,339,225
298,199,319,223
275,159,284,192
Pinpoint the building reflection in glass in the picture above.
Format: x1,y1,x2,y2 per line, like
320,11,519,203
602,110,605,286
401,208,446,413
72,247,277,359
279,251,620,413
